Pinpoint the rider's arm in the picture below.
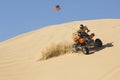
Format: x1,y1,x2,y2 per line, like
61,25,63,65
77,30,80,34
85,26,90,32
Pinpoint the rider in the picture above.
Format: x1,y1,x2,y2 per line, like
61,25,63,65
77,24,90,40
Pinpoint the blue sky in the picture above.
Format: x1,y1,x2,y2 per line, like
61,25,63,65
0,0,120,42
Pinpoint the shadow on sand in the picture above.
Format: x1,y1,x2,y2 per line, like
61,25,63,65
89,42,114,54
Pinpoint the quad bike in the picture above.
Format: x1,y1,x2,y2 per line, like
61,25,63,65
72,32,103,54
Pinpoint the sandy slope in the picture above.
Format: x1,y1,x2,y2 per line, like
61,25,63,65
0,19,120,80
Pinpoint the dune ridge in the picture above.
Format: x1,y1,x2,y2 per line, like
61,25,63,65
0,19,120,80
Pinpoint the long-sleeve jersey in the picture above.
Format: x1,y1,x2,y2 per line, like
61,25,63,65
77,26,88,33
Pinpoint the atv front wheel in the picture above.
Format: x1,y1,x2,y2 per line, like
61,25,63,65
72,44,78,52
82,47,89,55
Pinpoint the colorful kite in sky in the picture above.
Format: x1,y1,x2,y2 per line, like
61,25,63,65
54,5,61,11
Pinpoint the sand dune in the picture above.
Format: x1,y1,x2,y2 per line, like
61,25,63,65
0,19,120,80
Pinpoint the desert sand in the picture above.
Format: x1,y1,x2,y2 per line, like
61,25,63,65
0,19,120,80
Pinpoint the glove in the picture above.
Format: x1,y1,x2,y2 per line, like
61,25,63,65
87,30,90,32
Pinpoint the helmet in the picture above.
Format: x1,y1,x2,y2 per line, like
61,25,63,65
80,24,84,29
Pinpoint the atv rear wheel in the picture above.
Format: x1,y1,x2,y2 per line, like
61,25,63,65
95,38,103,47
